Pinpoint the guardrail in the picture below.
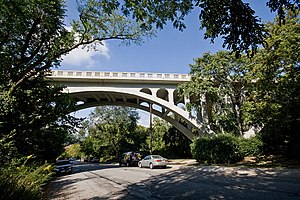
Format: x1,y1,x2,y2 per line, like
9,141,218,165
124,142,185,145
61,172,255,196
51,70,191,80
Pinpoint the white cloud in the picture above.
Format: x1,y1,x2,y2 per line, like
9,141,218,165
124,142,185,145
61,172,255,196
61,41,110,69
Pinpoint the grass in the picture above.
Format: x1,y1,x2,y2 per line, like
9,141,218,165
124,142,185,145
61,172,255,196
0,161,53,200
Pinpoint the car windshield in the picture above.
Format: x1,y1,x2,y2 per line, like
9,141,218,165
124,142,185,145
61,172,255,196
55,161,70,165
152,155,163,159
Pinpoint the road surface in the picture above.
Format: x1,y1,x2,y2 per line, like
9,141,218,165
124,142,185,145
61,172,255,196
47,161,300,200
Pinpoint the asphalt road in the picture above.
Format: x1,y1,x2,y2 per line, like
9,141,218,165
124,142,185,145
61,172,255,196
47,161,300,200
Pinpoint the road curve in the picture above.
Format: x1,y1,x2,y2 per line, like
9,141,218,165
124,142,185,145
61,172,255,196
46,162,300,200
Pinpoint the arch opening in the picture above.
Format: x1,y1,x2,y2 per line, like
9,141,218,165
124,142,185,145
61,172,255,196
173,89,185,105
140,88,152,95
156,88,169,102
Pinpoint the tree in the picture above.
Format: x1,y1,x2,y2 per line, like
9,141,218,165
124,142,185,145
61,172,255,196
0,0,152,164
65,144,82,158
81,106,147,160
94,0,299,54
178,51,251,135
151,117,192,158
244,10,300,158
0,0,152,93
151,117,170,152
0,77,79,163
1,0,298,164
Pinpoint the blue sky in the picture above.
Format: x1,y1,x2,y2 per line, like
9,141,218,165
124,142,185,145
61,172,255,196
62,0,276,126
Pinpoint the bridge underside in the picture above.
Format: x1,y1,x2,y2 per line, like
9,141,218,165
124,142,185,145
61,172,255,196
71,91,200,140
48,70,214,139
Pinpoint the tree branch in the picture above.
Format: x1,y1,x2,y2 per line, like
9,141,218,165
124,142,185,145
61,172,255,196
20,17,41,61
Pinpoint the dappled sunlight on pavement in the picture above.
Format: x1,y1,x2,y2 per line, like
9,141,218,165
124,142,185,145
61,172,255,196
47,162,300,200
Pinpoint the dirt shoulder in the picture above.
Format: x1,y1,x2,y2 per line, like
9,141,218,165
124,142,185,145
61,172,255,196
169,157,300,179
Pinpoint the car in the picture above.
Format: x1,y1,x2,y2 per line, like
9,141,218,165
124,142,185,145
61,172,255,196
69,157,76,161
53,160,73,175
138,155,168,169
68,157,76,163
119,152,141,167
83,157,89,162
90,157,99,163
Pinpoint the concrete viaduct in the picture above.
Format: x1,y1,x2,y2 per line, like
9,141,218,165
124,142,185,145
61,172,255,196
47,70,213,140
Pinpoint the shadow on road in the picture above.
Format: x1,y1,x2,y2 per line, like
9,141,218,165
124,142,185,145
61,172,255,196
72,162,119,174
122,166,300,199
47,163,300,200
46,162,119,199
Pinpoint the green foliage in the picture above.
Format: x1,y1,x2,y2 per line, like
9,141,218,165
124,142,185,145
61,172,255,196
0,0,153,165
191,134,264,164
182,10,300,161
151,117,192,158
80,106,147,160
161,126,192,158
244,10,300,159
191,134,244,164
65,144,82,159
0,79,79,164
100,0,299,53
0,157,53,200
178,51,251,135
151,117,169,153
0,0,79,164
239,136,263,157
198,0,265,53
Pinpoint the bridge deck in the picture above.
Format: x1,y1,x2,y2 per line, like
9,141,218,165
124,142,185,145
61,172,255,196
50,70,191,83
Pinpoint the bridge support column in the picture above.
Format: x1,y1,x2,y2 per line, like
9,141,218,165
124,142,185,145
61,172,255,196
184,96,190,107
168,89,175,105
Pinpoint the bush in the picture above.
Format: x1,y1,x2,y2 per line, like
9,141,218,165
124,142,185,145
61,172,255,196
239,136,263,157
191,134,244,164
0,158,53,200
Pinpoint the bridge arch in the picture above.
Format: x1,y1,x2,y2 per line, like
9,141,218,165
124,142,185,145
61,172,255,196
48,70,214,140
70,89,196,139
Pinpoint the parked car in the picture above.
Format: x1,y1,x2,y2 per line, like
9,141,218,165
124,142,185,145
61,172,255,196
119,152,141,167
138,155,168,169
90,157,100,163
68,157,76,163
53,160,73,175
69,157,76,161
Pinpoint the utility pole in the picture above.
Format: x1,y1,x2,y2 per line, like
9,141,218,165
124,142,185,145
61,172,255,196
149,102,152,154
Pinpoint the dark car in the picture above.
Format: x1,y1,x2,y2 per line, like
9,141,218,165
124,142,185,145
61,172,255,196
90,157,100,163
53,160,73,175
119,152,141,167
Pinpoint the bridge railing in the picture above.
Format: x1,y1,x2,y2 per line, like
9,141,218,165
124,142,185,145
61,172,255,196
51,70,191,81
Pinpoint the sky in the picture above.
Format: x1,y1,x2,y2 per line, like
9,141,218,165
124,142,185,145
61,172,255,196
61,0,276,126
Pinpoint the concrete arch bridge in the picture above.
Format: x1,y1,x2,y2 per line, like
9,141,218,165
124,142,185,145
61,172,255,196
48,70,213,140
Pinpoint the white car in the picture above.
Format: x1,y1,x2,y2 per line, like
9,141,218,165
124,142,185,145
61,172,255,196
138,155,168,169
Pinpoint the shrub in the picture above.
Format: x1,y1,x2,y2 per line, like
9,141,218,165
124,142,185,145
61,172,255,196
0,157,53,200
238,136,263,157
191,134,244,164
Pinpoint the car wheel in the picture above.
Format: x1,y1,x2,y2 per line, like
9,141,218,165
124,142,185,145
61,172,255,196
138,162,142,168
149,163,153,169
